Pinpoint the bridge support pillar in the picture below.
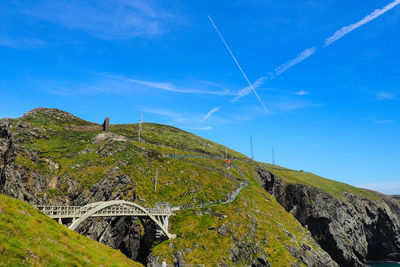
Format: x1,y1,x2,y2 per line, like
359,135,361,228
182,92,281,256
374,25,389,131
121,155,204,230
58,217,62,224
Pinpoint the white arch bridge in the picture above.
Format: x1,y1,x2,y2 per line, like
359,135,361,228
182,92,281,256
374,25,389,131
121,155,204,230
35,200,176,239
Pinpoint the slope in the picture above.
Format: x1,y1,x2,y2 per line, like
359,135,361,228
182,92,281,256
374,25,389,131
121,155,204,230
0,193,142,266
0,108,339,266
257,163,400,266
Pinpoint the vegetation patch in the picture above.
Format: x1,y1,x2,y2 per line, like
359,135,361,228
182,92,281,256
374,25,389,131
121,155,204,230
0,194,142,266
260,163,380,200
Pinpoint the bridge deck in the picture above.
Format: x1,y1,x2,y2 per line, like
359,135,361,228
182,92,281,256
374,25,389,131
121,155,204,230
36,203,171,219
35,201,175,238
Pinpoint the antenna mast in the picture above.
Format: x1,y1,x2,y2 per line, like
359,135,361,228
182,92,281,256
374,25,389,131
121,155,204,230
272,147,275,165
250,135,254,160
138,112,143,142
154,168,158,193
225,142,228,161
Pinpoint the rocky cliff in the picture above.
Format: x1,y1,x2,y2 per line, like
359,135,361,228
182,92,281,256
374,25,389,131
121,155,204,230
5,108,399,266
0,110,152,263
0,108,340,266
255,165,400,267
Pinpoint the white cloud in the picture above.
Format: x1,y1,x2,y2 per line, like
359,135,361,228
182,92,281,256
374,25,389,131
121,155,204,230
189,126,212,131
272,100,324,111
231,0,400,104
0,35,47,48
325,0,400,46
232,76,269,103
274,47,317,76
141,108,190,125
143,108,180,118
232,47,316,102
15,0,172,39
376,92,395,100
200,107,220,122
208,15,269,113
293,90,311,96
108,75,233,95
359,181,400,195
374,119,394,124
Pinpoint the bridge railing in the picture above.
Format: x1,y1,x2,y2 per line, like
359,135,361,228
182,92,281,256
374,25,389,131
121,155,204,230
35,202,172,218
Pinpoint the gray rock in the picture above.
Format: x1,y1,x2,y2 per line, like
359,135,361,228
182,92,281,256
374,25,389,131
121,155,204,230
256,165,400,267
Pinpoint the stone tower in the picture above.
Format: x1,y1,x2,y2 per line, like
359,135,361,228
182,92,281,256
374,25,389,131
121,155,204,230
103,117,110,131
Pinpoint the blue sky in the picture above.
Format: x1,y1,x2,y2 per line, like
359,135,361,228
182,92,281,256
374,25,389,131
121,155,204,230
1,0,400,194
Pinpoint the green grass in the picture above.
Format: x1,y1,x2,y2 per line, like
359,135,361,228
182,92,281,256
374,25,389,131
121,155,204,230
8,108,242,207
4,108,383,265
0,194,142,267
259,162,380,200
151,183,324,266
111,123,247,159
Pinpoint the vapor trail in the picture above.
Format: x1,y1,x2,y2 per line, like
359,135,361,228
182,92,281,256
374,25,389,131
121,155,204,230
232,47,316,102
274,47,317,76
201,107,220,122
208,15,269,113
325,0,400,46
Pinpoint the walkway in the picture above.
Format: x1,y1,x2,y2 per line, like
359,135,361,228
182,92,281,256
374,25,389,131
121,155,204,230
35,200,175,239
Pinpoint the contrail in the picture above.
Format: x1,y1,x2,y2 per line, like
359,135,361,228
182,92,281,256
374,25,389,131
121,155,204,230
232,76,269,103
325,0,400,46
208,15,269,113
201,107,220,122
274,47,317,76
232,47,316,102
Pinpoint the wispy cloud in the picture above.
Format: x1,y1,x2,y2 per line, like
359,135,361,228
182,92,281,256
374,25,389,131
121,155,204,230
15,0,172,39
188,126,212,131
36,73,234,97
376,92,396,100
325,0,400,46
293,90,311,95
0,35,47,48
232,47,316,102
142,108,189,125
359,181,400,195
201,107,220,122
108,75,233,95
231,1,400,105
374,119,394,124
232,76,269,103
208,15,269,113
274,47,317,76
145,108,213,130
271,99,324,111
143,108,181,118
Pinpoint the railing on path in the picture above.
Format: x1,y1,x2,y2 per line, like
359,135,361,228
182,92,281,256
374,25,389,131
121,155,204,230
35,200,175,239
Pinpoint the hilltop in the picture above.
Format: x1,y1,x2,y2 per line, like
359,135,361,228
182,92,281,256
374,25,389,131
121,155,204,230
1,108,399,266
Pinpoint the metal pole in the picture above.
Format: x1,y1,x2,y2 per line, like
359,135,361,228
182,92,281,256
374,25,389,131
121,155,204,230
225,142,227,161
250,135,254,160
154,168,158,193
138,112,143,142
272,146,275,165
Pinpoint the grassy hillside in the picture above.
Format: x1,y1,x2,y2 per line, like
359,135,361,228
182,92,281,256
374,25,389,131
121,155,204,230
260,163,380,200
153,184,320,266
2,108,371,265
9,108,242,207
0,193,142,267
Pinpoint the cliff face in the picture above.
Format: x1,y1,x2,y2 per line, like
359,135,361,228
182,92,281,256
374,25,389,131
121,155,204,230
0,108,340,266
0,116,150,263
256,166,400,267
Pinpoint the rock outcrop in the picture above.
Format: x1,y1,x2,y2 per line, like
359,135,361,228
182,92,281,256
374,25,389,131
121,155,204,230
256,165,400,267
1,108,398,266
0,114,156,265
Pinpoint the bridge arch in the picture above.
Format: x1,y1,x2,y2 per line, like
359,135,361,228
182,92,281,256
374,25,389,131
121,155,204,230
68,200,174,239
